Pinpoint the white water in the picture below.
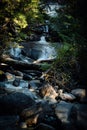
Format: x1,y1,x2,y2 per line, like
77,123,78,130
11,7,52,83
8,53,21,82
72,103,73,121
38,36,48,44
10,47,21,58
38,36,56,60
45,3,61,17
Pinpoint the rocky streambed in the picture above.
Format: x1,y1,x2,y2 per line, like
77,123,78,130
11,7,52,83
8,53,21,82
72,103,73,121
0,37,87,130
0,66,87,130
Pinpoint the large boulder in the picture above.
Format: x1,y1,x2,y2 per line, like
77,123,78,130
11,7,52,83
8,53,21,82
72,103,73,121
20,101,62,129
75,104,87,130
55,101,77,130
39,83,58,99
0,92,35,115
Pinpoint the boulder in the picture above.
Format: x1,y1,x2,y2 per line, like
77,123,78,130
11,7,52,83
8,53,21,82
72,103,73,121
28,80,42,90
55,101,77,124
0,92,35,114
20,101,62,129
59,92,76,101
75,104,87,130
5,72,15,81
71,88,86,99
39,83,58,99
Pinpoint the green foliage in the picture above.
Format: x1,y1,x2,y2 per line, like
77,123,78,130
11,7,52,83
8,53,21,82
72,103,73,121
0,0,45,53
40,63,52,71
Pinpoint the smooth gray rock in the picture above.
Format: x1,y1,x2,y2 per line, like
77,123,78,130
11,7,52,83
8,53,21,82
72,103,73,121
71,88,86,99
55,101,77,124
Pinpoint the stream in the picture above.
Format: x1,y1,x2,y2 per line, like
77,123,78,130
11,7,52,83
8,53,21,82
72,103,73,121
0,2,87,130
10,35,57,62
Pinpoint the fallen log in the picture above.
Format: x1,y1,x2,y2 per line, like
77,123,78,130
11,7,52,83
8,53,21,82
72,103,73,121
0,54,41,70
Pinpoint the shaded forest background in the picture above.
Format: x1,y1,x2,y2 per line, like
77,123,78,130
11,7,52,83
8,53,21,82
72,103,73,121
0,0,87,86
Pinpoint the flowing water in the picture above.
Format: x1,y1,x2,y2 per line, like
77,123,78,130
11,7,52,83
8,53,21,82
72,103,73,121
45,2,61,17
9,2,62,61
37,36,56,60
9,35,57,62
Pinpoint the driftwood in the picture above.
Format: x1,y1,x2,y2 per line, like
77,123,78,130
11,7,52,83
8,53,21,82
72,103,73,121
0,55,41,70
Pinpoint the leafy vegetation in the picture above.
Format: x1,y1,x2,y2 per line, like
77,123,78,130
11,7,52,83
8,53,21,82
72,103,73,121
43,0,87,87
0,0,87,86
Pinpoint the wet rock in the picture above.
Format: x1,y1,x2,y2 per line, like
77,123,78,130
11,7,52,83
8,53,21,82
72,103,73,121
23,73,33,80
3,82,38,100
4,83,23,93
55,101,77,124
28,80,42,90
13,70,23,80
0,92,35,114
19,80,29,88
13,78,20,87
35,123,55,130
5,72,15,81
13,70,23,77
39,83,58,99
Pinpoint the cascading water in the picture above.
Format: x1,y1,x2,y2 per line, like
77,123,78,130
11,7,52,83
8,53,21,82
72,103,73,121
38,36,48,44
38,36,56,60
10,47,21,58
45,2,61,17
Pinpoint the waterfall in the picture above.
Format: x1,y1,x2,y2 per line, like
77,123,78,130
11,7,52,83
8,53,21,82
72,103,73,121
45,3,61,17
10,47,21,58
38,36,56,60
38,36,48,44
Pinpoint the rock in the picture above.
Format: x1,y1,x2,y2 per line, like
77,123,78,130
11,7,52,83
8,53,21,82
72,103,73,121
39,83,58,99
75,104,87,130
25,114,39,126
19,122,27,128
59,92,76,101
13,70,23,80
5,72,15,81
23,73,33,80
45,97,57,104
20,101,53,126
35,123,55,130
20,101,62,129
4,83,23,93
71,88,86,99
3,82,38,100
55,101,77,124
18,80,28,88
13,70,23,77
0,92,35,114
0,115,19,127
28,80,42,90
21,101,52,119
13,78,20,87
